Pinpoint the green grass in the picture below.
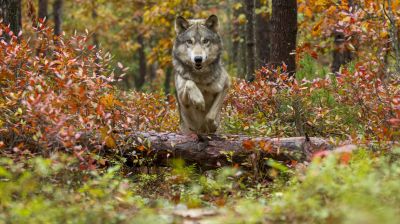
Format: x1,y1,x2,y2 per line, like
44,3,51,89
1,148,400,223
296,54,330,80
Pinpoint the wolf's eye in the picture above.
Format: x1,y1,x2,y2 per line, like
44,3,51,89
186,40,193,45
202,39,210,44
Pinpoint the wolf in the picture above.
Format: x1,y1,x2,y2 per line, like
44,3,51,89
173,15,230,134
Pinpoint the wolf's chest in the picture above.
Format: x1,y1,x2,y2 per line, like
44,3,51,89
196,73,226,94
197,82,224,94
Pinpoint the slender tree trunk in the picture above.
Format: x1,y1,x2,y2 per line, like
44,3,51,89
269,0,297,76
91,0,100,75
53,0,63,36
386,0,400,74
226,0,233,71
38,0,48,22
245,0,256,81
232,4,240,75
232,24,239,70
149,63,157,82
255,0,270,68
238,5,247,78
36,0,48,56
0,0,22,38
331,0,355,74
331,31,352,74
239,30,247,78
135,34,147,90
164,66,172,96
91,1,99,48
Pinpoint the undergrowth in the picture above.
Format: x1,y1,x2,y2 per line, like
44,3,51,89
1,149,400,223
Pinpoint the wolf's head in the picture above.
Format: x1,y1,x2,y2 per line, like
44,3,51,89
173,15,222,71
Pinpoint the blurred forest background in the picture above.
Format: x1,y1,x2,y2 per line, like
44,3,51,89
5,0,297,92
1,0,400,223
5,0,399,91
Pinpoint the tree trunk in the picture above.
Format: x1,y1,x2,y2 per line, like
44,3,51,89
331,31,352,74
164,66,172,96
245,0,256,81
237,4,247,78
232,8,240,72
0,0,22,38
386,0,400,74
226,0,234,71
91,0,100,75
269,0,297,76
38,0,48,22
255,0,270,68
121,132,332,170
53,0,63,36
36,0,48,55
331,0,355,74
150,63,158,82
92,2,99,47
135,34,147,90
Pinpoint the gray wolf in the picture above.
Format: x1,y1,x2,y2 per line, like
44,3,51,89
173,15,230,134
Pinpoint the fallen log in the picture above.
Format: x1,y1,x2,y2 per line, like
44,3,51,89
120,132,333,170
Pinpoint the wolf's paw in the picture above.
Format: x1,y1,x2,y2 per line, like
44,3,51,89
186,82,205,111
204,116,218,133
189,94,205,111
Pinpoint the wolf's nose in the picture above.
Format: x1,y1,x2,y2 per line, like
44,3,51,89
194,56,203,64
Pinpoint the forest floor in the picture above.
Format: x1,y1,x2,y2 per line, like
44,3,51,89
1,28,400,223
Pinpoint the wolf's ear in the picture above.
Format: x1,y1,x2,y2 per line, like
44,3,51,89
175,16,189,34
205,15,219,32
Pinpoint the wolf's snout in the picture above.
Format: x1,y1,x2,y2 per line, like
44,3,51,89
194,56,203,64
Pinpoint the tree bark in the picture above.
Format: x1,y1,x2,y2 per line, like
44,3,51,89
255,0,270,68
38,0,48,22
91,0,100,75
121,132,332,170
232,8,240,72
238,6,247,78
331,31,352,74
164,66,172,96
269,0,297,76
36,0,48,55
386,0,400,74
0,0,22,38
92,2,98,47
135,34,147,90
331,0,355,74
244,0,256,81
53,0,63,36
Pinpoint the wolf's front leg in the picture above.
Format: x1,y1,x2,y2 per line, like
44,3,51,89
204,84,229,132
177,78,205,111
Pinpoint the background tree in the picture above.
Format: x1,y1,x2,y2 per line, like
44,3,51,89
0,0,22,37
91,0,98,48
331,30,353,74
331,0,354,74
269,0,297,76
255,0,270,68
135,32,147,90
239,6,247,78
231,1,248,78
231,3,240,73
244,0,256,81
386,0,400,73
38,0,48,22
53,0,62,36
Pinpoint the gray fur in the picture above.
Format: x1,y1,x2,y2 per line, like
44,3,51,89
173,15,230,134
